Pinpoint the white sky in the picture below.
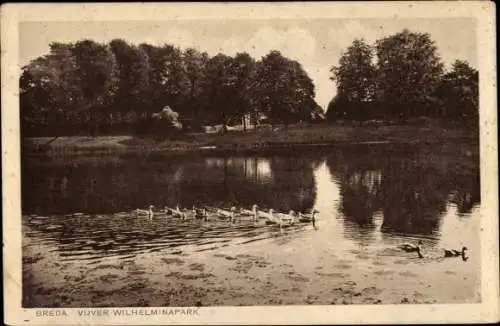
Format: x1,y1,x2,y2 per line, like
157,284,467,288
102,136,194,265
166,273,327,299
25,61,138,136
20,18,476,110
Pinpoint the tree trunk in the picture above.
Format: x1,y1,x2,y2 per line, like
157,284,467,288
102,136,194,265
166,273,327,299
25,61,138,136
222,112,228,133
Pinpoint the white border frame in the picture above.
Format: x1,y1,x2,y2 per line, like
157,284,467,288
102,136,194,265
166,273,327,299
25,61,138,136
2,2,498,325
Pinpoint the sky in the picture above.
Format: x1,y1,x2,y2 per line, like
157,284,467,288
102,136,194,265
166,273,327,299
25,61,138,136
19,18,476,110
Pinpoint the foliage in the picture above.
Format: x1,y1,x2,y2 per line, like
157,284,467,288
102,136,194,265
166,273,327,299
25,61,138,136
333,42,375,107
436,60,479,126
20,39,321,137
151,106,183,129
251,51,317,125
20,43,82,128
326,29,478,126
20,28,478,137
375,29,444,121
71,40,119,136
183,48,210,122
329,39,377,121
109,39,150,114
230,52,256,130
150,105,183,138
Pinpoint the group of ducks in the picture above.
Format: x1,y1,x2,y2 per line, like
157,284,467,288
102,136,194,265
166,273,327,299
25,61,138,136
399,240,469,261
134,204,319,228
136,205,469,259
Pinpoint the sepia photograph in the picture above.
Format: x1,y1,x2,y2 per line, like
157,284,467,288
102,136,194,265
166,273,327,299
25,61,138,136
2,2,498,325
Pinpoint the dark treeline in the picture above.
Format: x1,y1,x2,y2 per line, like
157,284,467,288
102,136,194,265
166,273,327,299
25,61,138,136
20,29,479,138
327,29,479,128
20,40,322,137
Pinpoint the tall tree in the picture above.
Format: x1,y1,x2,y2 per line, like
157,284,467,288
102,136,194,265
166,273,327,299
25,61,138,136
161,45,191,116
230,52,256,131
201,53,235,129
20,42,82,135
183,48,209,124
252,51,316,126
71,40,119,136
109,39,150,119
375,29,444,121
329,39,376,121
436,60,479,125
140,44,190,120
289,60,317,122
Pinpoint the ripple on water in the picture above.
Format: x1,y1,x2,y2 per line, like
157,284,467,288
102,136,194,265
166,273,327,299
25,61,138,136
22,213,309,262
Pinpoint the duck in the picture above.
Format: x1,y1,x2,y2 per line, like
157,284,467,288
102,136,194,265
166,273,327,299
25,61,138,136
261,209,291,227
298,209,319,222
175,206,199,220
444,246,468,258
399,240,422,252
217,206,237,223
260,208,278,224
135,205,154,218
240,204,259,221
399,240,424,258
171,205,187,219
193,206,209,220
275,210,297,225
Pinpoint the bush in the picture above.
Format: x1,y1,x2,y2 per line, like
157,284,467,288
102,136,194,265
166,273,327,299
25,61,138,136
149,106,184,139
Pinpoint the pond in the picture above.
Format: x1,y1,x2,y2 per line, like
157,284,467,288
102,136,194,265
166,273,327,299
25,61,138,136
21,143,482,306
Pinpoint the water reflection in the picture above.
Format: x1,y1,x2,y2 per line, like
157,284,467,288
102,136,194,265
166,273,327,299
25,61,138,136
205,157,273,182
22,144,480,258
322,145,480,243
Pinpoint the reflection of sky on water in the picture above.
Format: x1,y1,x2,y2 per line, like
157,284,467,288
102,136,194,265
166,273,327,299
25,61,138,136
311,160,339,216
205,157,273,182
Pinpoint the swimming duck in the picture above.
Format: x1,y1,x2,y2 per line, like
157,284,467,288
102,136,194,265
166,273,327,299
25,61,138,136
275,210,297,225
444,246,468,258
399,240,423,258
260,208,278,224
299,210,319,222
171,205,187,219
240,204,259,221
135,205,154,218
193,206,208,220
217,207,237,223
399,240,422,252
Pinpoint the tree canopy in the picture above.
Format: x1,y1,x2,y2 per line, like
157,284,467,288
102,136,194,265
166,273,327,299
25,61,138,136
20,29,479,137
20,41,322,137
327,29,478,126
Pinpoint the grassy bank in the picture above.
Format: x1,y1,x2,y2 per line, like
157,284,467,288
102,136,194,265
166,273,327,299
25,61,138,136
23,123,478,157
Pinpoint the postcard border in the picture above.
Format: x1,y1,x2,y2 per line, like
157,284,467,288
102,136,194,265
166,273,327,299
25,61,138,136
2,2,498,325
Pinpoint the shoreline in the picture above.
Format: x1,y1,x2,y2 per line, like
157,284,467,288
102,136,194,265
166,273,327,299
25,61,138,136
22,124,478,158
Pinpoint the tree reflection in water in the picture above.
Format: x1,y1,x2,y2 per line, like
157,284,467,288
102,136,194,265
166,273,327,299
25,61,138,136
324,143,480,242
22,152,318,215
22,144,479,243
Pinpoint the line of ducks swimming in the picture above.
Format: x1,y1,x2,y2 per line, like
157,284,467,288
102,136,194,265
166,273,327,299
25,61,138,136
136,205,467,259
399,240,469,261
134,204,319,228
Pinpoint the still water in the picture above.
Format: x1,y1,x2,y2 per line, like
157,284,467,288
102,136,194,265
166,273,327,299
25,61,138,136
22,144,481,263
